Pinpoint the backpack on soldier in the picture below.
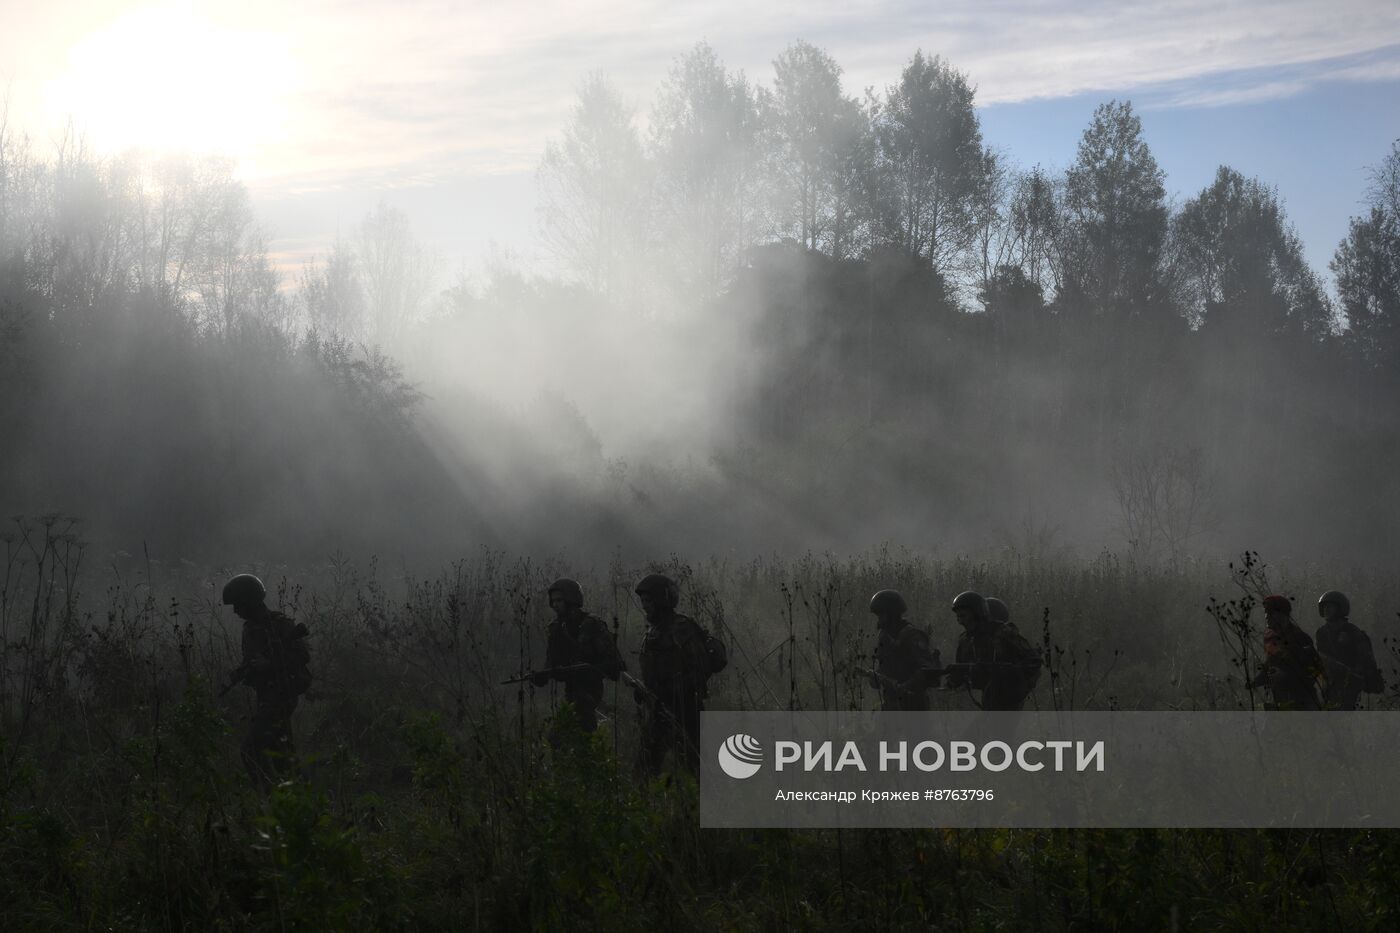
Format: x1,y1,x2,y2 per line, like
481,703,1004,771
1002,623,1042,704
1363,640,1385,694
1342,624,1384,695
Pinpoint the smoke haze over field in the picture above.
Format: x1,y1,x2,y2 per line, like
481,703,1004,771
0,24,1398,570
10,17,1400,932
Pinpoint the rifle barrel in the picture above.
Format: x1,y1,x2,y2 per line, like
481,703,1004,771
501,662,598,685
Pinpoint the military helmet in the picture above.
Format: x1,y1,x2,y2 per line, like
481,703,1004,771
1317,590,1350,618
221,573,266,608
986,596,1010,624
951,590,989,622
547,578,584,608
868,589,907,617
635,573,680,609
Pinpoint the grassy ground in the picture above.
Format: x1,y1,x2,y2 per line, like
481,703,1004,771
4,519,1400,930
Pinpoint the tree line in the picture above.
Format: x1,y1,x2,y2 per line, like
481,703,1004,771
538,40,1388,347
0,43,1398,563
534,42,1400,563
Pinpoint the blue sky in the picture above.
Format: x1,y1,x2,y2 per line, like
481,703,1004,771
981,79,1400,283
253,45,1400,295
4,0,1398,292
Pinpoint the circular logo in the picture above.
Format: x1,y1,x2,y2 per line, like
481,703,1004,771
718,733,763,779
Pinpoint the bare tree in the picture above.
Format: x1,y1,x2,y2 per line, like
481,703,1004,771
649,42,765,304
537,73,650,308
1005,166,1064,300
874,51,989,280
763,41,870,257
970,149,1015,308
1334,142,1400,363
300,235,365,338
356,202,439,346
188,174,287,335
1111,443,1217,565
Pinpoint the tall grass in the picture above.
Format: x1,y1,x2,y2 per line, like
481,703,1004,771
4,517,1400,930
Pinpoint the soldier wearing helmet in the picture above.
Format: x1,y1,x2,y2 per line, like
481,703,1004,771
866,590,939,710
1247,595,1323,711
535,578,624,734
221,573,312,787
1314,590,1382,709
945,591,1041,710
635,573,712,774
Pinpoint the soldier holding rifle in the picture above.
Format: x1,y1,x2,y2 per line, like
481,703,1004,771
501,578,623,734
859,589,940,711
944,591,1041,711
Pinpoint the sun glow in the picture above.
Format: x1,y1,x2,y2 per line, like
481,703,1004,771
43,2,298,174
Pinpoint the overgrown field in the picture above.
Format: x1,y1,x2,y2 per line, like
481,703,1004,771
5,516,1400,930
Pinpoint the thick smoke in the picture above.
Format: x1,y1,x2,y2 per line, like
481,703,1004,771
1,43,1398,572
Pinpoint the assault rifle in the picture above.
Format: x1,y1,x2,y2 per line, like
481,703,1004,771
619,670,657,704
620,670,696,762
620,671,688,729
500,662,597,686
854,666,918,693
852,652,945,692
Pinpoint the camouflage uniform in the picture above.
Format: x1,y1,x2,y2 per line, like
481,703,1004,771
544,609,624,733
945,621,1041,711
874,621,938,711
1250,620,1323,711
1316,620,1379,711
638,609,711,774
239,607,311,786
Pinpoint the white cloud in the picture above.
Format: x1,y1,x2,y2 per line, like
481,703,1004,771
260,0,1400,187
1162,80,1310,108
8,0,1399,191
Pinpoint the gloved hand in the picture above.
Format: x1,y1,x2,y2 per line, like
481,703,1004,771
531,670,551,687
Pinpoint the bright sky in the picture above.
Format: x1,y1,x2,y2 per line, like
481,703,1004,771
3,0,1398,286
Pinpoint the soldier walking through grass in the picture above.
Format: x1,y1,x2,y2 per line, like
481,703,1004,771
532,577,624,735
1247,595,1323,710
1315,590,1383,710
633,573,723,775
222,574,312,788
944,591,1041,711
863,589,939,710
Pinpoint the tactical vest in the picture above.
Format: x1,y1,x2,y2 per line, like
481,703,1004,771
546,612,620,702
242,610,312,698
1317,620,1382,706
955,621,1040,710
639,612,710,702
875,622,934,711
